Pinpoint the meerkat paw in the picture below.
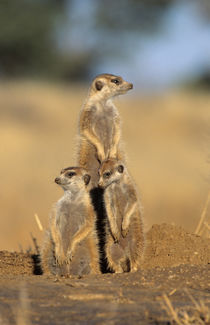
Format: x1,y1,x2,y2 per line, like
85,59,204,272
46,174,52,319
66,249,74,263
109,148,117,158
112,231,121,243
55,255,66,266
95,152,102,164
121,226,129,238
97,149,105,164
55,247,66,265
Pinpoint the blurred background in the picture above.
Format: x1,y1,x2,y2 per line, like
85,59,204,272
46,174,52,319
0,0,210,251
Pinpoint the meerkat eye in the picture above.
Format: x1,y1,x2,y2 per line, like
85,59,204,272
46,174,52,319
83,174,91,185
117,165,124,173
103,171,112,179
111,78,120,85
67,172,76,178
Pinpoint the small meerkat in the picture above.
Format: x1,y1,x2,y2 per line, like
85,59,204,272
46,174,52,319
77,73,133,187
41,167,100,276
98,159,144,273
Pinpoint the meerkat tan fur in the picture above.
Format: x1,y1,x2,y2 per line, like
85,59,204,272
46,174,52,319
77,74,133,187
98,159,144,273
41,167,100,276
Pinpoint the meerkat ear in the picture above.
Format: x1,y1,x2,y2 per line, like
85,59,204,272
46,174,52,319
83,174,91,185
95,80,104,91
117,165,124,173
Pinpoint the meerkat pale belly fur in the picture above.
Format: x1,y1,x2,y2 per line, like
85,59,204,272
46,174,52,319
77,74,133,187
98,159,145,273
41,167,100,276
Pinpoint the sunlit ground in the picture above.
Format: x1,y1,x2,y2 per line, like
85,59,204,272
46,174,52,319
0,81,209,250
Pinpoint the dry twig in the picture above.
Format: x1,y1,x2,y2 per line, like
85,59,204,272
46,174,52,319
195,192,210,235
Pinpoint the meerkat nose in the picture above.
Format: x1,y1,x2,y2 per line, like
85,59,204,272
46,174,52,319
129,83,133,89
55,177,60,184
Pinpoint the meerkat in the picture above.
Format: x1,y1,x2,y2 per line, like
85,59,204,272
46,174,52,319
77,73,133,188
41,167,100,276
98,159,144,273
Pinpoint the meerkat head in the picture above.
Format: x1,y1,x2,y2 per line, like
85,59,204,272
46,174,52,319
55,167,91,191
90,74,133,101
98,159,125,188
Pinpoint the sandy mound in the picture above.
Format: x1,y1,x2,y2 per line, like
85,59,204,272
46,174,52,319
0,251,33,275
142,223,210,268
0,224,209,275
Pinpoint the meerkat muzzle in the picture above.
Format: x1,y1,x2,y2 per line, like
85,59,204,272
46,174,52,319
98,180,104,188
55,177,61,184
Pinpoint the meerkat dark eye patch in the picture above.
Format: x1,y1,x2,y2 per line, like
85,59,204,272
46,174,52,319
103,171,112,179
83,174,91,185
117,165,124,173
66,172,76,178
95,80,104,91
111,78,121,85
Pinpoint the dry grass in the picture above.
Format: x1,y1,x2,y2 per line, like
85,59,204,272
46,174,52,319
195,191,210,237
34,213,43,232
162,290,210,324
195,192,210,234
0,81,210,250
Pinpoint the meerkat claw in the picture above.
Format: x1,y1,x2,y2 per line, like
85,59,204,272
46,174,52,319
121,227,129,238
112,232,120,243
67,250,73,262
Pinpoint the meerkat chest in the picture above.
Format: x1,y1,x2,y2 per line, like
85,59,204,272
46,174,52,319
108,183,128,219
57,198,88,234
94,103,118,129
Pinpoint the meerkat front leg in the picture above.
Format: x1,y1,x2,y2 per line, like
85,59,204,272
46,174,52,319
106,192,120,243
50,214,66,265
109,116,121,159
83,128,105,163
84,129,105,162
121,202,137,238
66,221,92,262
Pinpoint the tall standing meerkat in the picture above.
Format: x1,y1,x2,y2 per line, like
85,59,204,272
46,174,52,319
77,74,133,187
98,159,144,273
41,167,100,276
